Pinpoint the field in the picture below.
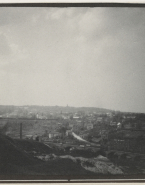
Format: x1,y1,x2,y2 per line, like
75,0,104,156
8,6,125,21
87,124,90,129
0,120,56,139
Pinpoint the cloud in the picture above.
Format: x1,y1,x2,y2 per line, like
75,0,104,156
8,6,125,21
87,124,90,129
0,8,27,26
0,33,11,56
0,7,145,112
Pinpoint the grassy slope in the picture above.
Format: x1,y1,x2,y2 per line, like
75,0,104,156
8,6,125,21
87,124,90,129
0,134,95,178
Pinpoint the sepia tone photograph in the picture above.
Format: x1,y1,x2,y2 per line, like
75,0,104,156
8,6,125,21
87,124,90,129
0,3,145,181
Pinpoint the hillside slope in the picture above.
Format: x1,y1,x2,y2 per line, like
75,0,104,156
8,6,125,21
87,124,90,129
0,134,95,178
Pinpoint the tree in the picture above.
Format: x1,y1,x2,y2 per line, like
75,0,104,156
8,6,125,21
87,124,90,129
136,122,142,130
70,115,73,120
58,126,67,138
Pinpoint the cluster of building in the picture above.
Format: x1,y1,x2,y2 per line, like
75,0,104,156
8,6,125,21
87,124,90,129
1,105,145,155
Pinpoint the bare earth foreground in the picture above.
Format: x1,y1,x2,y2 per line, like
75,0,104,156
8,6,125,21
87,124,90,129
0,133,145,180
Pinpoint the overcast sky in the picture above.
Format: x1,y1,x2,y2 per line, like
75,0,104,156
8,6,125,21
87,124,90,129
0,7,145,112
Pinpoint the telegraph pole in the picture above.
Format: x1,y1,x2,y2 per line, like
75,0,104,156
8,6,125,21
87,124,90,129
20,122,22,139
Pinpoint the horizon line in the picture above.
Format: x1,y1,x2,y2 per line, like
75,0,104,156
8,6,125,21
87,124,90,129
0,104,144,114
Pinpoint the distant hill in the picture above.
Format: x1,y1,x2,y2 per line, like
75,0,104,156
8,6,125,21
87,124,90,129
0,105,113,114
53,106,113,114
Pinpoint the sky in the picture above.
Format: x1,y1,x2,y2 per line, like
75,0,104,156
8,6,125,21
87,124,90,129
0,7,145,113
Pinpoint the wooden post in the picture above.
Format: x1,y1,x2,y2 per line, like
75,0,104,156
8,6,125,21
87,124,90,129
20,122,22,139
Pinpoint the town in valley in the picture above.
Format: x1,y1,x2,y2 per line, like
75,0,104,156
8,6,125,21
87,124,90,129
1,105,145,178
